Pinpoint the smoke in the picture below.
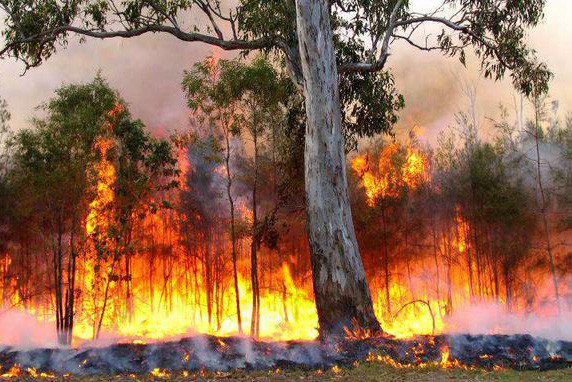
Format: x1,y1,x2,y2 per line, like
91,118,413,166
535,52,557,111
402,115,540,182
0,1,568,145
445,303,572,341
0,332,569,374
0,311,59,350
180,134,227,225
388,53,462,137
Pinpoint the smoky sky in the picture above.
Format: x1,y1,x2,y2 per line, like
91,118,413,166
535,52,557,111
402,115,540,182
0,0,570,144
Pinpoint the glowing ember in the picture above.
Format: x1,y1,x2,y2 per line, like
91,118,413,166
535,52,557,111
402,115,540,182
150,368,170,378
0,365,21,378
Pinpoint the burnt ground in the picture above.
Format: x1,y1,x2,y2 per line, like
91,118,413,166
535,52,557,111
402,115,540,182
1,363,572,381
0,334,570,377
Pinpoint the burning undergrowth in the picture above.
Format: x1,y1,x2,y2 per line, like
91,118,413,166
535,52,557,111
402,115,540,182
1,76,570,381
0,334,570,376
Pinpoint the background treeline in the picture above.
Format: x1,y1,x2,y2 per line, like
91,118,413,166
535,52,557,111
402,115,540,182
351,99,571,332
0,57,570,344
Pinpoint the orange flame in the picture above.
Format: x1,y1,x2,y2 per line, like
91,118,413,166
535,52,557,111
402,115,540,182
351,144,427,206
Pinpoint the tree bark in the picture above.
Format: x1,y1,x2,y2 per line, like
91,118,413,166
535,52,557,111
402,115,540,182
295,0,380,337
381,206,391,316
250,120,260,338
225,127,243,334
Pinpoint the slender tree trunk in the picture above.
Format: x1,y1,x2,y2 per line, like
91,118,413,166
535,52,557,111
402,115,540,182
149,223,155,313
225,128,243,334
282,282,290,323
250,123,260,338
431,222,440,303
444,230,453,315
63,216,77,346
295,0,380,337
95,257,118,339
54,216,66,345
533,95,561,314
404,226,414,300
381,207,391,316
125,226,134,321
205,230,213,327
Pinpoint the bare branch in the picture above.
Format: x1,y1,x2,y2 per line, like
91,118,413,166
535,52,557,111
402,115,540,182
340,10,513,74
147,1,181,30
195,0,224,40
0,24,277,60
378,0,404,61
392,33,469,53
339,0,404,74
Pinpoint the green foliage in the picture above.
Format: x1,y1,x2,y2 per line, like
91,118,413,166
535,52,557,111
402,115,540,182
182,55,305,249
434,125,539,287
9,75,117,232
7,75,178,259
239,0,405,144
0,0,550,145
439,0,551,95
0,0,196,69
339,71,404,151
113,117,179,229
331,0,551,95
238,0,296,49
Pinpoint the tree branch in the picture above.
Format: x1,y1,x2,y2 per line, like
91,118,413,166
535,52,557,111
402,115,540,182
340,11,513,74
196,0,224,40
0,24,276,59
339,0,404,74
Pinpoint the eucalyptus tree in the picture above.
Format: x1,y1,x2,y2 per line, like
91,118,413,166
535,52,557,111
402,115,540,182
178,134,225,330
0,0,551,336
95,103,178,339
183,55,294,336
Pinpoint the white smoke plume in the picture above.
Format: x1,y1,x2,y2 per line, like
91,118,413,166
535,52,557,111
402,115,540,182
0,310,59,350
445,302,572,341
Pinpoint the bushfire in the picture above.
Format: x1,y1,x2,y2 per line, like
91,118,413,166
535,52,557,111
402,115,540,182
0,135,567,350
0,109,569,382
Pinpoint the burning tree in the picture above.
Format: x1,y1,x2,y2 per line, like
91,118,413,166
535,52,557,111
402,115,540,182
182,56,246,334
0,0,553,337
5,76,178,344
7,77,121,345
432,130,538,311
351,140,428,315
343,119,569,337
182,55,310,337
214,57,290,338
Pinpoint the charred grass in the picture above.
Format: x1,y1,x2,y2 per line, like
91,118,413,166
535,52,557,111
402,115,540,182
5,364,572,381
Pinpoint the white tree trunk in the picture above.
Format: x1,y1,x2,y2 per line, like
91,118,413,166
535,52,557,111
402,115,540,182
295,0,380,337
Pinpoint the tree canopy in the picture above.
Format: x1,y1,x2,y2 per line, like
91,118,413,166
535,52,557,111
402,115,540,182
0,1,551,130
